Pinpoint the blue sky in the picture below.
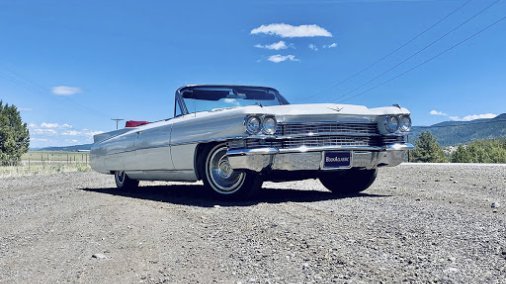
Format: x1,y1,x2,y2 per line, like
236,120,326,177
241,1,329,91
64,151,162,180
0,0,505,148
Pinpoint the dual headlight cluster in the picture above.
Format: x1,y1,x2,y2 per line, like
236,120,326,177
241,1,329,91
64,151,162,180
384,115,411,133
245,115,277,135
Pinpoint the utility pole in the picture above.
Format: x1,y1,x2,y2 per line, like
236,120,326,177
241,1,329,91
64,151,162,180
111,118,124,130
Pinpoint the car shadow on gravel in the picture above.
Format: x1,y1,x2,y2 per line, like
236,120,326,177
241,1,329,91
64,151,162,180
80,185,389,207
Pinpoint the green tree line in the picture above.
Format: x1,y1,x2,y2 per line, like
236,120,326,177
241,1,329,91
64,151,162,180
410,131,506,163
0,101,30,165
451,139,506,163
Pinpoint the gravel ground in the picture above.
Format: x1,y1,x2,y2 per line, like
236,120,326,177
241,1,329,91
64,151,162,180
0,164,505,283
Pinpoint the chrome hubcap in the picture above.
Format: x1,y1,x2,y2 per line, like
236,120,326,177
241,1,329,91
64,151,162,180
218,159,233,178
208,146,245,194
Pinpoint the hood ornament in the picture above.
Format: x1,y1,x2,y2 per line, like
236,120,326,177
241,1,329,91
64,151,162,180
328,106,343,112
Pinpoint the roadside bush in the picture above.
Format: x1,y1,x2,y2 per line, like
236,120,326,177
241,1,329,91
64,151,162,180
0,101,30,166
451,139,506,163
410,131,447,163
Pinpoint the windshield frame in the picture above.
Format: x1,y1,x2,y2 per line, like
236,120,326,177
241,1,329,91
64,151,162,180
175,85,289,116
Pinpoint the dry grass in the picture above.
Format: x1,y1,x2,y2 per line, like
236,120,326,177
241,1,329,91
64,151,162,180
0,151,91,178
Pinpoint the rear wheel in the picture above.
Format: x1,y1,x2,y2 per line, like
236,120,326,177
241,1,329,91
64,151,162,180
114,171,139,190
201,143,262,200
319,169,377,195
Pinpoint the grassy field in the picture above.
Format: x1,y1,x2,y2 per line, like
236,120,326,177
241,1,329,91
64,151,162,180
0,151,91,177
22,151,90,163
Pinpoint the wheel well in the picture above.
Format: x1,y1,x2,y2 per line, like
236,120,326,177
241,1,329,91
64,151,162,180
194,142,220,180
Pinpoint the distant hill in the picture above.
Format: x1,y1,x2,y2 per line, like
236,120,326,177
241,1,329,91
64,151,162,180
410,113,506,146
34,144,92,152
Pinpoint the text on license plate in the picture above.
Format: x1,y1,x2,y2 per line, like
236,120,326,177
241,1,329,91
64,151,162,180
323,151,352,169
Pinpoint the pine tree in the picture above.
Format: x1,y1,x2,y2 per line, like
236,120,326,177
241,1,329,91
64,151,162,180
410,131,447,163
451,145,471,163
0,101,30,165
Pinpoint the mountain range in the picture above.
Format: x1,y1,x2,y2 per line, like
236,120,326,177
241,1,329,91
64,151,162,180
410,113,506,146
34,113,506,151
34,144,93,152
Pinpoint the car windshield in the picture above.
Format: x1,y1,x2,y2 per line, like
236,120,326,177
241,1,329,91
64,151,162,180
181,87,285,113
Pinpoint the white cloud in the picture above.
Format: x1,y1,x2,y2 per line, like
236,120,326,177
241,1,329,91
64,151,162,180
40,122,60,129
267,54,299,63
62,130,81,136
251,23,332,38
31,128,58,135
308,44,318,51
31,138,49,142
429,110,497,121
62,129,103,137
51,85,81,96
429,110,447,116
254,40,288,50
450,113,497,121
28,121,104,148
323,43,337,48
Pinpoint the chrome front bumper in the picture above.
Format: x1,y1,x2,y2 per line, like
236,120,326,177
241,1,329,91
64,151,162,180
226,143,414,172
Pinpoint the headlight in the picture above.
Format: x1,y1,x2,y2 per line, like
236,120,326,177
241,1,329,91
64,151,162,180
262,116,277,135
384,116,399,133
399,115,411,132
245,116,261,134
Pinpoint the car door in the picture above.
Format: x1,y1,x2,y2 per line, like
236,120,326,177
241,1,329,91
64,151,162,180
133,120,174,171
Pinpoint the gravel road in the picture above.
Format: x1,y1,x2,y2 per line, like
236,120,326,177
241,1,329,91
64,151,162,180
1,164,505,283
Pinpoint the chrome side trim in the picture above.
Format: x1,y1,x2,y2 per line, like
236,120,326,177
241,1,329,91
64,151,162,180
228,148,279,156
167,133,408,147
126,170,197,182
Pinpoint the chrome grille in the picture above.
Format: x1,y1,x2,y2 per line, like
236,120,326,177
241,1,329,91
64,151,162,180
228,121,406,150
236,135,406,150
278,122,378,136
245,139,283,149
381,135,406,144
282,136,373,148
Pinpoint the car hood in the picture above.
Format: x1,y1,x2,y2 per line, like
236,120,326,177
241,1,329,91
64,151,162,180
202,103,409,117
258,103,409,116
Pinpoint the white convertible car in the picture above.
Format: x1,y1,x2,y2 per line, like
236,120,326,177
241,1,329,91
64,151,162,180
91,85,413,199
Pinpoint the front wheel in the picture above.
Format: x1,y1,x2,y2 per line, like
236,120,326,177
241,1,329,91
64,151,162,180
201,143,263,200
319,169,377,195
114,171,139,190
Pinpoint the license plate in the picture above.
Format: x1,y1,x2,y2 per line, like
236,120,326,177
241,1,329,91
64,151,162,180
323,151,352,169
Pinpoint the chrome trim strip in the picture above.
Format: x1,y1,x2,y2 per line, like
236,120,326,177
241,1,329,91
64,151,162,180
385,143,414,151
227,148,279,156
227,143,414,156
170,138,236,147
